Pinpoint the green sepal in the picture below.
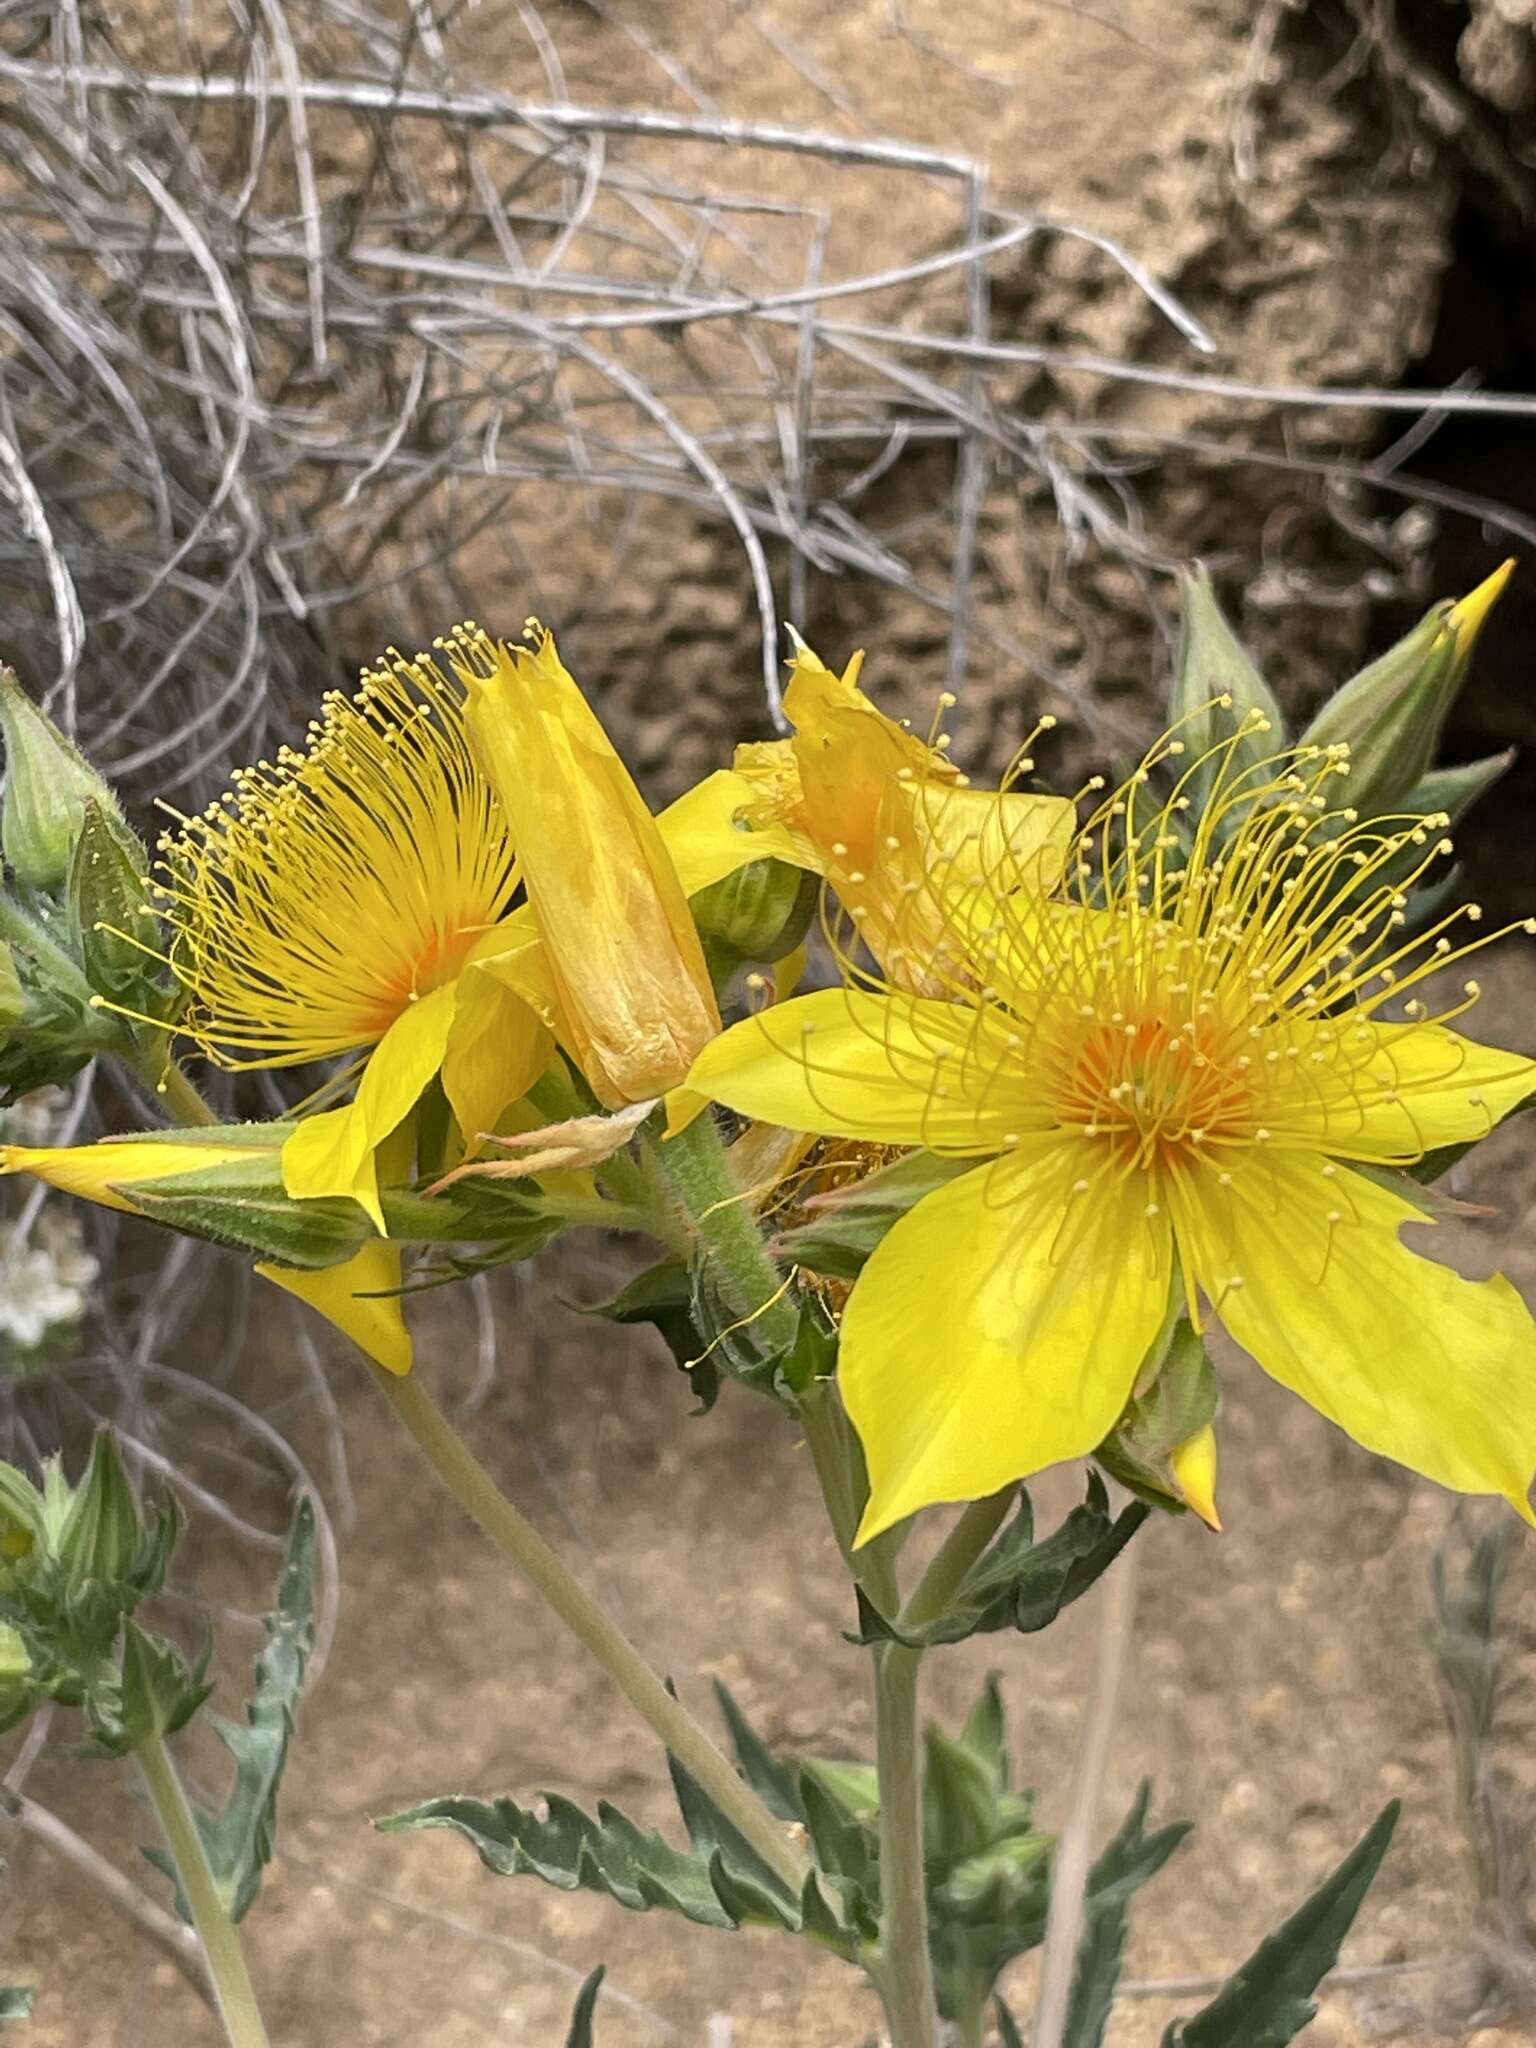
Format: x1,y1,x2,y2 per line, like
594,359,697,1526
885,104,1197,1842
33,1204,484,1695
847,1477,1148,1649
67,800,159,1010
1063,1783,1194,2047
771,1149,974,1280
1095,1320,1218,1515
0,943,21,1046
125,1158,372,1269
564,1967,604,2048
140,1500,316,1922
1162,1802,1399,2046
1167,569,1286,812
1402,749,1514,827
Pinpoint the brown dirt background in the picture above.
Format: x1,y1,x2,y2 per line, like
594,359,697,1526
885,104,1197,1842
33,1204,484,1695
7,0,1536,2042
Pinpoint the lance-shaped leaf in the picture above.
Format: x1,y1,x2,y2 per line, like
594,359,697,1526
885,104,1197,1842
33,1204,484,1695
564,1966,604,2048
849,1479,1148,1649
580,1261,719,1412
1063,1783,1193,2048
1162,1802,1400,2047
141,1500,316,1920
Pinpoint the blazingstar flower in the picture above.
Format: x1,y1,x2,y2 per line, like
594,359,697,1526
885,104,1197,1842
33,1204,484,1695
684,724,1536,1540
0,1137,409,1373
153,631,802,1232
733,637,1075,991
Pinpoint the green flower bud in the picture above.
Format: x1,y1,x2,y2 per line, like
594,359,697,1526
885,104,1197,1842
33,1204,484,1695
0,669,124,893
692,857,818,982
56,1430,142,1588
1168,568,1287,812
1298,562,1512,816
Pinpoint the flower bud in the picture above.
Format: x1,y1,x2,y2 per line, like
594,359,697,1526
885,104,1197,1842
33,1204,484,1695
1299,562,1512,816
56,1429,142,1588
691,857,819,986
0,668,124,893
1168,568,1287,808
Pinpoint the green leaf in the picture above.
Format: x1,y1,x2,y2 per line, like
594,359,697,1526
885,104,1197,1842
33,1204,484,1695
995,1997,1025,2048
713,1682,803,1821
564,1966,604,2048
1163,1802,1400,2047
1064,1783,1192,2048
95,1621,211,1756
580,1262,719,1412
0,1987,32,2022
379,1787,799,1937
771,1150,975,1280
141,1501,316,1920
850,1479,1148,1649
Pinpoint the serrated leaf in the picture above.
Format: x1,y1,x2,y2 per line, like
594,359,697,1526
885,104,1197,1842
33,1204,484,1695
379,1786,801,1938
580,1262,719,1411
563,1966,604,2048
1064,1783,1192,2048
850,1480,1148,1649
142,1501,315,1921
1164,1802,1399,2048
712,1682,804,1821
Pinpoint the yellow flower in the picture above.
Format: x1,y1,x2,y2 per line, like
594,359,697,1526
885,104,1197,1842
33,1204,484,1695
0,1137,410,1374
153,630,802,1232
684,725,1536,1540
733,636,1075,992
447,624,722,1106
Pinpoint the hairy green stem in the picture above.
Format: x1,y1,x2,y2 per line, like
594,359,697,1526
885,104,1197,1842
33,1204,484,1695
371,1365,809,1897
654,1113,800,1352
874,1644,941,2048
136,1730,269,2048
151,1056,221,1129
902,1489,1016,1631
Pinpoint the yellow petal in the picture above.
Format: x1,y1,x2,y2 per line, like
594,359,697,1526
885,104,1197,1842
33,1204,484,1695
281,983,458,1231
0,1136,267,1215
1178,1149,1536,1520
454,630,719,1105
657,768,814,894
256,1241,412,1375
673,986,1029,1148
844,1140,1174,1542
1275,1018,1536,1162
1169,1424,1222,1531
1447,558,1514,651
441,965,552,1153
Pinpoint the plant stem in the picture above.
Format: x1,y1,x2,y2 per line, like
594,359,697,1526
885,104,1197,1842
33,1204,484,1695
1031,1530,1141,2048
874,1644,940,2048
654,1113,800,1353
136,1730,269,2048
371,1364,809,1898
902,1488,1016,1631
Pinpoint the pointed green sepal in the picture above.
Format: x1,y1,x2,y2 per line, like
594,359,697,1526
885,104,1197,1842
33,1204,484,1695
0,668,125,893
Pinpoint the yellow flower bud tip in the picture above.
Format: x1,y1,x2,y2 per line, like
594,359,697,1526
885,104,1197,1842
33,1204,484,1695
1169,1423,1222,1532
1447,558,1515,650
